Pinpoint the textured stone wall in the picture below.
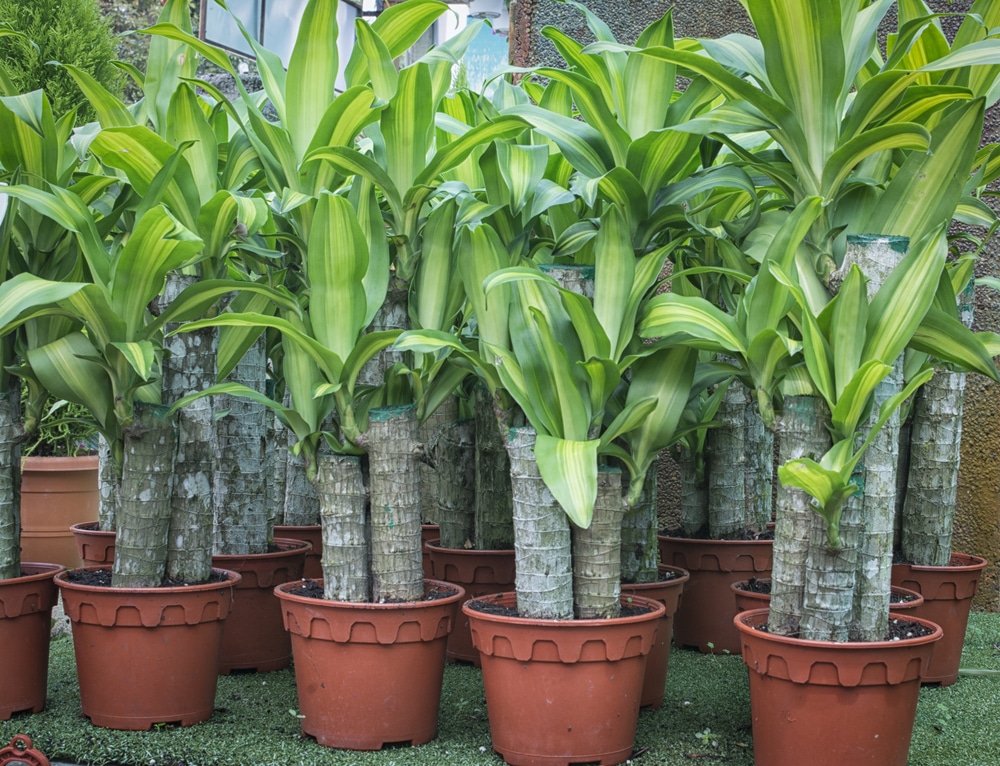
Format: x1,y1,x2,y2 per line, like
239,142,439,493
510,0,1000,610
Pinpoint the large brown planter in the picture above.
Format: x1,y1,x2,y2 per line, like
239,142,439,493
56,567,239,730
620,565,689,709
736,607,941,766
466,591,664,766
20,455,98,569
891,552,987,686
274,578,463,750
70,521,115,568
426,539,516,665
212,538,309,673
658,534,772,653
273,524,322,579
0,562,63,720
731,578,924,614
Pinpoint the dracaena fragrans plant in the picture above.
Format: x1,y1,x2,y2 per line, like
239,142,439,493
634,0,1000,642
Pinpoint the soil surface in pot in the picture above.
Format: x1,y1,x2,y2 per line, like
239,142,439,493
753,616,936,641
661,526,774,541
285,579,458,602
623,569,684,586
736,577,917,604
64,569,229,587
467,598,656,619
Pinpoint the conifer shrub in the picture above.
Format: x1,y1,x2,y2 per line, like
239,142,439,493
0,0,123,122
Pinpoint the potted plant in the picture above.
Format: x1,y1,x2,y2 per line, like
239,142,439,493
626,0,1000,762
162,0,529,749
19,395,99,569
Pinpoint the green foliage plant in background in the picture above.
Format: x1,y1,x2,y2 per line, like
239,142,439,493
0,0,123,123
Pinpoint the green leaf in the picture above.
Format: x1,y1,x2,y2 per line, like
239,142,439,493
502,103,613,178
0,273,85,330
910,305,1000,380
534,433,599,529
345,0,447,87
593,206,635,359
286,0,340,159
829,265,869,399
830,359,891,439
27,333,112,429
639,293,748,355
109,341,156,382
307,194,369,364
353,17,398,103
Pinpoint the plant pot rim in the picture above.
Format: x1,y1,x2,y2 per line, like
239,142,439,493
21,454,99,470
3,562,65,585
55,566,241,594
70,521,109,533
425,539,516,555
734,607,943,650
659,533,772,546
273,577,465,609
622,563,691,587
463,591,666,627
898,553,987,573
212,537,311,563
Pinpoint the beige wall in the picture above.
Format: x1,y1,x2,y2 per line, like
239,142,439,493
509,0,1000,611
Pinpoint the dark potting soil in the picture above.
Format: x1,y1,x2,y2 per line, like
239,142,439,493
736,578,915,603
752,616,936,641
660,525,774,541
285,579,458,602
736,577,772,594
466,598,655,619
64,568,229,587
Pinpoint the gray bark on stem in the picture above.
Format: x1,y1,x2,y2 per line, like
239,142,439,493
0,384,22,580
707,375,749,538
745,399,773,533
264,410,287,530
214,335,269,555
316,451,369,602
901,285,972,567
474,383,515,550
678,444,708,536
162,274,216,582
97,433,119,531
620,459,659,583
507,426,573,620
768,395,831,636
364,404,424,602
112,403,176,588
572,468,624,619
436,418,476,549
419,395,459,526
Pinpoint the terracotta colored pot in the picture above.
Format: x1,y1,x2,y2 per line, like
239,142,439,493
20,455,98,569
275,578,463,750
730,578,925,614
620,565,689,708
736,607,941,766
70,521,115,568
891,553,988,686
658,534,772,653
56,567,239,730
421,524,439,579
212,538,309,673
466,591,664,766
273,524,322,579
0,563,63,720
426,539,516,665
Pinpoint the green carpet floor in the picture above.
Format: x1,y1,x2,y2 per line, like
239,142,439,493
2,612,998,766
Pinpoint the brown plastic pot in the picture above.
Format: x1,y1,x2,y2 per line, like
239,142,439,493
421,524,439,579
620,565,689,708
465,591,664,766
20,455,98,569
56,566,239,730
212,538,309,673
736,607,941,766
426,539,516,665
0,563,63,720
658,534,772,653
891,552,987,686
275,578,463,750
730,578,925,614
273,524,322,579
70,521,115,568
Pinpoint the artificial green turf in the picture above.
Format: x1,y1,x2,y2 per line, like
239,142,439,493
2,613,998,766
